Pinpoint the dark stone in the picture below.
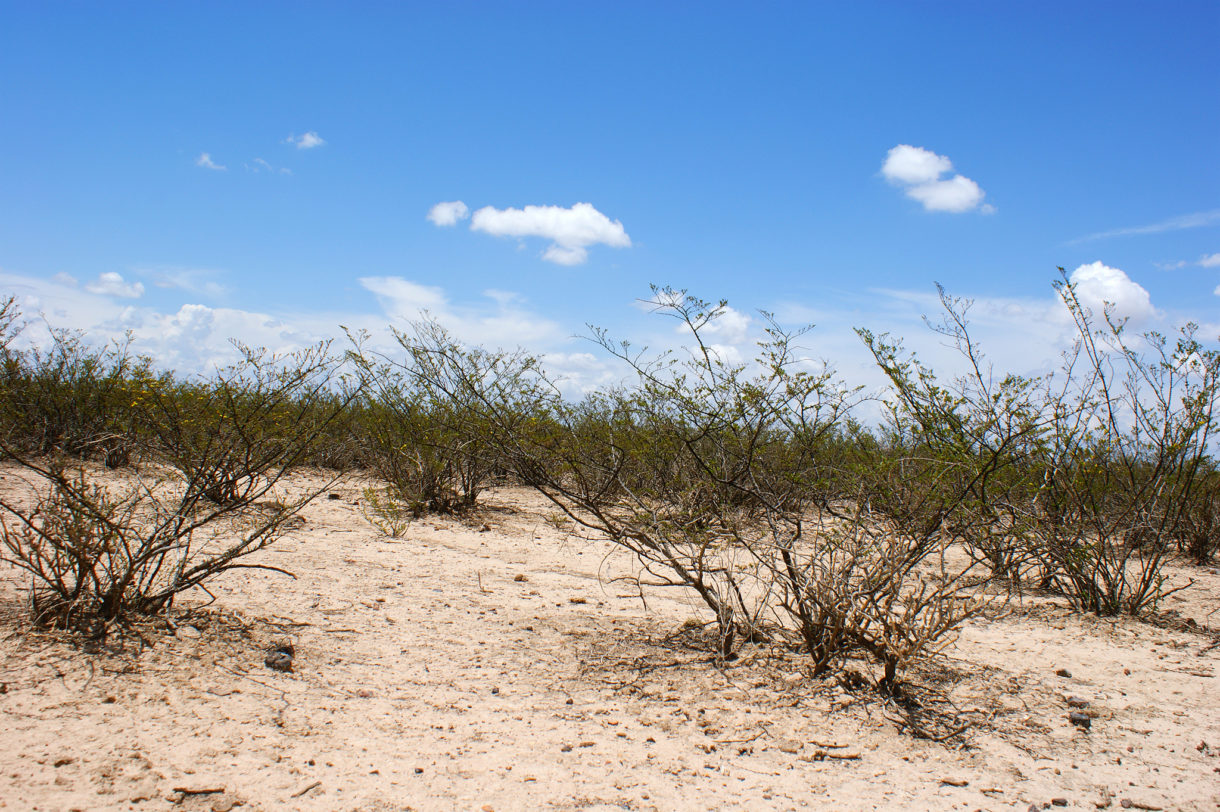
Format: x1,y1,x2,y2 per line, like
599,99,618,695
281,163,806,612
1068,711,1091,729
1066,696,1090,708
1055,668,1072,678
265,650,294,672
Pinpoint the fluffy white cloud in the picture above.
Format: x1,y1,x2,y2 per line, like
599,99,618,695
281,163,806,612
1199,252,1220,268
285,131,326,149
881,145,953,186
903,175,985,213
426,200,470,227
881,145,990,214
85,272,144,299
195,152,226,171
691,305,751,345
470,202,631,265
1067,261,1155,324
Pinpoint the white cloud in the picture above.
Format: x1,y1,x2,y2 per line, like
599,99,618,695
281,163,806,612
426,200,470,227
1071,209,1220,243
881,144,990,214
1066,261,1155,324
85,272,145,299
285,131,326,149
470,202,631,265
51,272,78,287
904,175,985,213
1199,252,1220,268
195,152,226,171
882,145,953,186
687,305,751,346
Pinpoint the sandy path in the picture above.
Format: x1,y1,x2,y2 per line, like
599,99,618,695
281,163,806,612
1,474,1218,811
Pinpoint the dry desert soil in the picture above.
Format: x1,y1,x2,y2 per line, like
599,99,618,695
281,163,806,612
1,465,1218,811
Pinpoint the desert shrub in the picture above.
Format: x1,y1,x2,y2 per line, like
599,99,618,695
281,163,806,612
360,485,416,537
0,457,311,632
1024,276,1219,613
416,288,980,689
858,287,1048,587
0,339,356,633
137,341,349,506
0,325,151,467
864,274,1220,615
348,320,546,514
1176,468,1219,564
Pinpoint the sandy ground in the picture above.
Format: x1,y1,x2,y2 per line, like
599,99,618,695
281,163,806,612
1,466,1218,811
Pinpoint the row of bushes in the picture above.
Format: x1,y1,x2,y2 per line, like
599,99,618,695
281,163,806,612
0,272,1217,690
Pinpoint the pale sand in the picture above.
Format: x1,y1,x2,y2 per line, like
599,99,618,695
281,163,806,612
1,467,1217,811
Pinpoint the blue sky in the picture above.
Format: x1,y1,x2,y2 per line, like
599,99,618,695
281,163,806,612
1,1,1217,388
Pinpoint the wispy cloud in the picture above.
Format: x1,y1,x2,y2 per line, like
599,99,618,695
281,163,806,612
195,152,226,171
1069,209,1220,244
284,131,326,149
246,157,292,175
147,267,229,298
467,202,631,265
1199,252,1220,268
881,145,992,214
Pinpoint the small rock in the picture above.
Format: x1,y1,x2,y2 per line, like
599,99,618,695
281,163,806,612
491,687,500,695
513,574,528,582
356,689,374,698
1066,696,1090,708
940,777,968,787
560,744,573,752
777,740,802,754
479,523,491,532
414,767,423,774
1052,799,1068,807
1055,668,1072,678
482,806,495,812
176,626,201,640
1069,711,1092,730
264,651,293,672
327,493,342,500
270,638,295,657
210,797,236,812
568,597,587,604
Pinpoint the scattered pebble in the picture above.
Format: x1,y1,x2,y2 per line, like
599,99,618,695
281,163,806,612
1069,711,1092,730
1051,798,1068,806
1066,696,1090,708
513,574,528,582
264,651,293,673
1055,668,1072,678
